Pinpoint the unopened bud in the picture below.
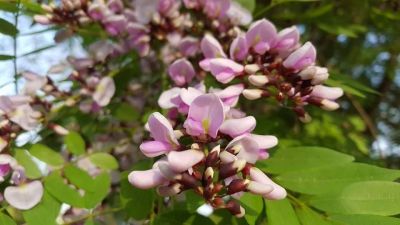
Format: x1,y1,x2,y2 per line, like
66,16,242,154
191,143,200,150
157,183,182,196
321,99,340,111
226,200,245,218
219,151,236,163
174,130,184,139
49,124,69,135
242,89,264,100
244,64,260,74
248,75,268,86
247,181,273,195
227,179,248,194
206,145,220,167
219,159,246,180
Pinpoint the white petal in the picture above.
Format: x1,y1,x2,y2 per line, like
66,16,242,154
5,181,44,210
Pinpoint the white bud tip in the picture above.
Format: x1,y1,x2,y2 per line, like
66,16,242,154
242,89,263,100
248,75,268,86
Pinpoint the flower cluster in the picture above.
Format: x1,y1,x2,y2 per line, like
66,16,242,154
129,94,286,217
198,19,343,122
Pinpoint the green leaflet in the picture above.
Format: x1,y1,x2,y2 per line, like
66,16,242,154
276,163,400,195
310,181,400,216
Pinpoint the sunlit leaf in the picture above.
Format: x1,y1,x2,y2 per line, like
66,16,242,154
0,212,17,225
234,0,255,12
30,144,64,167
266,199,301,225
277,163,400,195
258,146,354,174
295,206,334,225
88,153,118,170
330,214,400,225
64,131,86,155
310,181,400,215
14,149,42,179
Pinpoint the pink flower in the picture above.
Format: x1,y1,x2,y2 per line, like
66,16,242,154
4,180,44,210
21,72,48,96
168,58,196,86
203,0,230,19
93,77,116,107
229,36,248,61
283,42,316,70
225,135,259,164
87,2,108,21
208,58,244,84
103,15,127,36
227,1,252,25
184,94,225,138
220,116,256,138
128,167,167,189
140,112,179,157
167,149,205,172
273,26,300,52
249,167,287,200
211,84,244,107
179,37,199,57
200,34,227,70
107,0,124,13
246,19,278,54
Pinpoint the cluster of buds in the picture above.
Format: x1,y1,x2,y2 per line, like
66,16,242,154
197,19,343,122
33,0,91,27
128,94,286,217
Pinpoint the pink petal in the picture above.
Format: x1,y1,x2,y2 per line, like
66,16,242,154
226,135,259,164
184,94,225,138
148,112,179,145
179,36,199,56
220,116,256,138
209,58,244,84
249,167,287,200
93,77,116,106
180,87,204,105
213,84,244,107
167,150,205,172
168,58,196,86
274,26,300,51
283,42,316,70
201,34,227,59
128,168,167,189
140,141,172,157
249,134,278,149
246,19,277,54
4,181,43,210
158,87,182,109
229,36,249,61
311,85,344,100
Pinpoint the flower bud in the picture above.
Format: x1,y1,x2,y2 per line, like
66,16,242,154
248,75,269,86
219,159,246,180
244,64,260,74
242,89,265,100
226,200,245,218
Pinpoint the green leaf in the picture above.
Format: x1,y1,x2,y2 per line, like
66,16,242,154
14,149,42,179
310,181,400,216
64,165,95,191
83,172,111,208
266,199,301,225
210,210,249,225
44,172,86,208
23,192,61,225
0,212,17,225
30,144,64,167
120,160,154,220
276,163,400,195
330,214,400,225
0,2,19,13
240,193,264,225
19,45,56,57
0,18,18,37
258,146,354,174
234,0,255,12
295,206,334,225
183,215,216,225
64,131,86,155
0,55,15,60
255,0,319,18
88,153,118,170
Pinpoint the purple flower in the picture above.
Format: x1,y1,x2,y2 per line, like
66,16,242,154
229,35,248,61
200,34,227,70
203,0,230,19
246,19,278,54
184,94,225,138
93,77,116,107
168,58,196,86
273,26,300,52
140,112,179,157
220,116,256,138
283,42,316,70
208,58,244,84
250,167,286,200
21,72,48,96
